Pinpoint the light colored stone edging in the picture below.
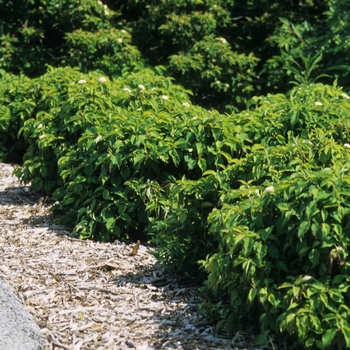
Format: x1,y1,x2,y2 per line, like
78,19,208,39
0,277,46,350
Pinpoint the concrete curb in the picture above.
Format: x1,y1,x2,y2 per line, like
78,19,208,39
0,277,46,350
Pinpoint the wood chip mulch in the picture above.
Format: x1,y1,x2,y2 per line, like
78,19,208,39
0,162,261,350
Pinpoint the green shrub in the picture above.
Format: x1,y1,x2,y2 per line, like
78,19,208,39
264,0,350,90
146,83,350,348
0,71,34,161
0,0,126,76
13,66,108,193
1,0,350,112
10,66,197,241
65,27,144,76
51,77,226,241
200,168,350,349
118,0,337,110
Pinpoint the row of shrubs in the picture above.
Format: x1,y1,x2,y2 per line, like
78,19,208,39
2,63,350,348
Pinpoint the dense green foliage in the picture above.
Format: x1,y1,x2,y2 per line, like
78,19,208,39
152,84,350,348
2,0,350,348
2,0,350,110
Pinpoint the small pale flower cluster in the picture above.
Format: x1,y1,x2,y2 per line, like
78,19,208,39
78,79,87,84
161,95,169,100
182,102,190,107
344,143,350,149
121,29,127,34
138,84,145,90
123,87,132,93
254,189,261,197
315,101,323,106
38,124,43,129
118,38,123,43
39,134,46,139
98,77,107,83
219,37,227,44
341,93,350,99
264,186,274,193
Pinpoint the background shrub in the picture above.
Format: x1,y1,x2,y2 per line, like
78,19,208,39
0,71,33,162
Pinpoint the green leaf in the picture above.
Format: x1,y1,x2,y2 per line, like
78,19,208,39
290,110,299,127
305,201,319,219
278,282,293,289
259,227,272,241
179,212,187,223
248,288,257,303
169,149,180,166
198,158,206,172
102,208,114,221
148,99,158,110
321,223,330,237
118,204,126,216
309,314,321,331
305,337,315,348
320,292,328,306
285,312,296,325
133,153,145,168
251,144,265,152
120,165,130,180
332,275,347,285
298,221,310,238
173,139,189,149
277,202,290,212
201,202,214,210
308,249,320,268
40,166,47,178
268,245,279,260
322,328,338,348
196,142,205,156
75,175,86,183
103,189,112,200
184,154,197,170
202,170,216,176
105,216,116,230
77,207,86,218
255,330,270,346
268,293,279,308
276,260,288,272
342,327,350,348
110,154,121,167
